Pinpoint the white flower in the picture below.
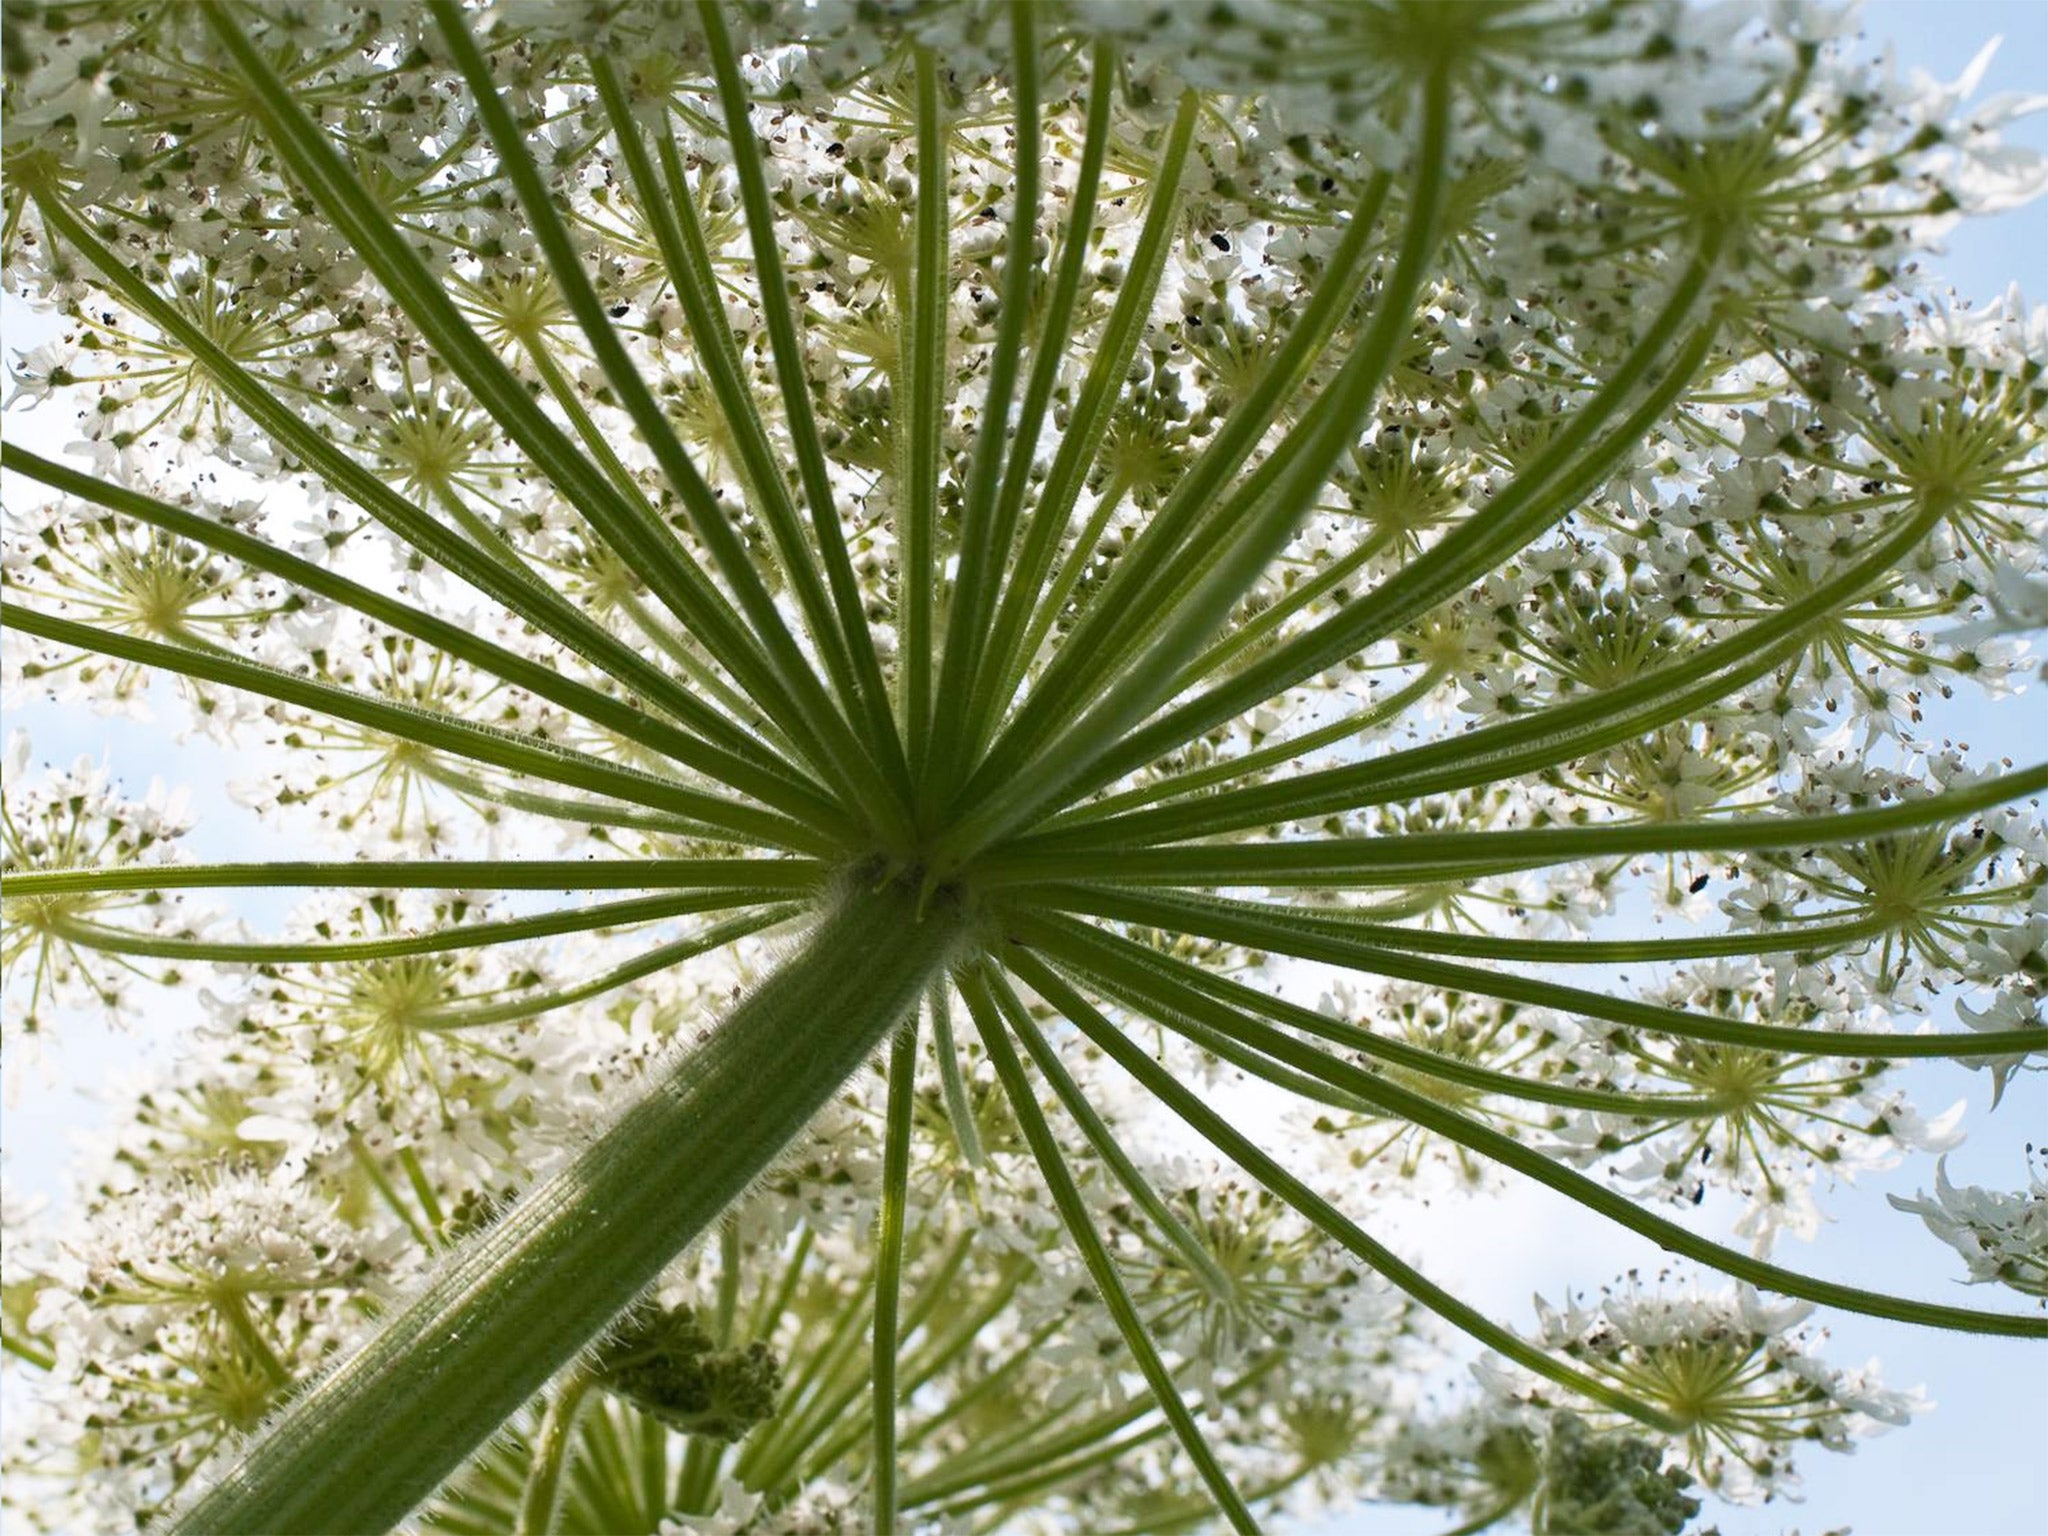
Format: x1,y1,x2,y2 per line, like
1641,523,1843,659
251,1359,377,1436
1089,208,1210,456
1890,1155,2048,1298
1493,1282,1917,1501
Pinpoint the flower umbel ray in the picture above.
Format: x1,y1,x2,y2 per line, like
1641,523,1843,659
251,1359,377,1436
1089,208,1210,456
2,2,2045,1533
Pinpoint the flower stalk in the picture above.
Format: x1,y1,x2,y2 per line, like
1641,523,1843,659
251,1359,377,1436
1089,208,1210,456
167,877,967,1535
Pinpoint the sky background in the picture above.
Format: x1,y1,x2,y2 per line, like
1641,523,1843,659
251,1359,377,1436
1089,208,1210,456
2,5,2045,1535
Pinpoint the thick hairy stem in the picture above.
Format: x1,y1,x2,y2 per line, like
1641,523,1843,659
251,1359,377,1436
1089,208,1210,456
168,879,967,1536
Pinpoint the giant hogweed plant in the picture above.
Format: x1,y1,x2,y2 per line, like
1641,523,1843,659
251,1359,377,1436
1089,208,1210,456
1,1,2045,1532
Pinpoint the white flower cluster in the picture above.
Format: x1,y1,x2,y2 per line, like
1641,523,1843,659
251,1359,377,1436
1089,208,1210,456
1,0,2043,1530
1481,1284,1920,1503
1889,1154,2048,1300
0,733,201,1051
5,1163,399,1530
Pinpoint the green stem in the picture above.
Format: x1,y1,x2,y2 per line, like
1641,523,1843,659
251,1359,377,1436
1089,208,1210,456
942,70,1453,868
980,759,2048,887
1041,664,1447,831
894,1255,1030,1405
1038,884,1893,965
1016,929,2046,1339
22,197,800,790
1175,524,1390,690
951,39,1117,764
428,480,531,577
737,1256,876,1486
895,1312,1063,1457
1078,243,1724,803
597,47,905,798
189,21,798,757
46,889,786,966
923,0,1044,809
769,1234,974,1490
795,1254,1036,1485
213,1290,291,1390
428,0,897,823
964,89,1203,766
692,9,909,806
410,759,748,841
637,1411,674,1525
913,1357,1286,1517
676,1436,723,1519
1080,968,1377,1116
610,587,788,751
1005,950,1685,1431
1009,467,1133,675
1104,1466,1321,1536
873,1015,920,1533
408,909,792,1032
798,1253,1024,1482
962,968,1260,1534
928,980,984,1166
1035,892,2040,1062
934,1419,1178,1521
217,5,764,677
167,878,965,1535
984,970,1234,1298
901,1380,1121,1503
348,1134,433,1251
3,601,827,853
3,438,847,835
900,45,950,775
1025,915,1724,1116
991,167,1392,761
1038,497,1944,849
399,1147,447,1235
3,858,820,898
1,1332,55,1372
513,1373,595,1536
589,59,858,744
715,1223,742,1347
